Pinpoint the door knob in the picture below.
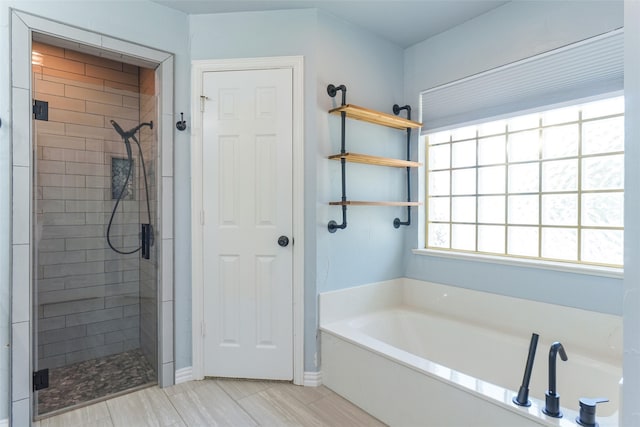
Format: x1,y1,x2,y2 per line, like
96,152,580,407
278,236,290,247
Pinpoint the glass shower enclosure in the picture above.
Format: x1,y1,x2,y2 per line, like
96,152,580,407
31,36,159,416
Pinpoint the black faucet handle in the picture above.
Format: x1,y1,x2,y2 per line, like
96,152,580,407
577,397,608,427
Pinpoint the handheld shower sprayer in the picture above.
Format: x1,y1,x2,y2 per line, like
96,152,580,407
110,119,153,139
107,119,154,259
513,333,539,407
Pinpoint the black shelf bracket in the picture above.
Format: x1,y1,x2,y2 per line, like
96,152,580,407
328,84,348,233
392,104,413,228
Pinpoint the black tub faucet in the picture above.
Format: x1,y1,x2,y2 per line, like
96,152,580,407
543,342,568,418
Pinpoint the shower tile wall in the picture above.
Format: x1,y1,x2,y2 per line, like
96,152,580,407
139,67,158,372
33,42,143,370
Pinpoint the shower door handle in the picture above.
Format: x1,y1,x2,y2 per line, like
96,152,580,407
277,236,290,247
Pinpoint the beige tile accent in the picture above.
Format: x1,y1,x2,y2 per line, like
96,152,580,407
122,96,139,109
139,68,155,95
64,49,123,72
38,173,86,188
64,162,107,177
86,64,138,86
122,63,139,75
104,80,139,97
35,79,65,96
42,187,104,201
64,124,115,141
41,212,86,227
64,200,106,213
39,54,85,75
39,200,66,213
37,134,86,150
33,92,86,113
65,237,109,251
86,101,138,121
35,121,66,136
85,175,108,188
43,67,104,90
49,109,104,128
33,41,65,58
65,85,123,106
37,160,66,175
43,147,104,164
85,139,104,152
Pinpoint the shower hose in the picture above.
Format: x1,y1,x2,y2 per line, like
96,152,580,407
106,121,152,256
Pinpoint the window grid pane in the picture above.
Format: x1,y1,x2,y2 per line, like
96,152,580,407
425,96,624,267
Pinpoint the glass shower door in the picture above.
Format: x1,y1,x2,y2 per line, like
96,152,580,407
32,38,157,417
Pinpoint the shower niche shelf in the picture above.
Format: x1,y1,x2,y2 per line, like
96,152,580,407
326,84,423,233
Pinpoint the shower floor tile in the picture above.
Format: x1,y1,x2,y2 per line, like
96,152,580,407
37,348,156,415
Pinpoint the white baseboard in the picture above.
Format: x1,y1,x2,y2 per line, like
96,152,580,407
303,371,322,387
176,366,319,387
175,366,193,384
0,418,8,427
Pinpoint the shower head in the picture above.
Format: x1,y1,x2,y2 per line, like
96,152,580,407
110,120,154,140
110,119,129,139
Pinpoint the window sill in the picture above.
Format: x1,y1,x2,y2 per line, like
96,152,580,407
411,248,623,279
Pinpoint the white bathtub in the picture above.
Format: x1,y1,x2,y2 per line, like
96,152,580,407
320,279,622,427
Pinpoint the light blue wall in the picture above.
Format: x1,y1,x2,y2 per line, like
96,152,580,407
315,11,406,296
0,0,191,397
190,8,320,372
190,8,406,371
623,1,640,423
403,0,625,315
314,9,406,370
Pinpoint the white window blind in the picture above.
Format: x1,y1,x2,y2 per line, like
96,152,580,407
420,29,623,133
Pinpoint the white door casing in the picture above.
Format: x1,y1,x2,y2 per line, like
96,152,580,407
202,68,292,379
191,57,304,384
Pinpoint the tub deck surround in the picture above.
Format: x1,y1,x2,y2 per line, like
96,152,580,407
319,279,622,427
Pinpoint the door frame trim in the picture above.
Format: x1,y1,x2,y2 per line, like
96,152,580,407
190,57,305,385
9,10,175,423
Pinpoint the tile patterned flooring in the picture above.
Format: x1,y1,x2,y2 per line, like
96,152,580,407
33,379,387,427
38,349,156,415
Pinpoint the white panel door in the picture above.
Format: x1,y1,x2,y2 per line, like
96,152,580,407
202,68,293,380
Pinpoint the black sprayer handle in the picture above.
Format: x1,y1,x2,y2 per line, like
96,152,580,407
513,333,539,407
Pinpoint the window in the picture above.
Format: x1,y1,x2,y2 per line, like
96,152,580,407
425,96,624,267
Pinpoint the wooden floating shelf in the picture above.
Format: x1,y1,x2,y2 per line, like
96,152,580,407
329,152,421,168
329,104,422,130
329,201,422,207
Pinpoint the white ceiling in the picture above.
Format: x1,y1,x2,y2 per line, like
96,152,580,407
151,0,509,48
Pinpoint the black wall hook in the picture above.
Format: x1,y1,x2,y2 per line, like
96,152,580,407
176,112,187,131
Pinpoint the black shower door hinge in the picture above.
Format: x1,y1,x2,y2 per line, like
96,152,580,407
33,99,49,121
33,368,49,391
